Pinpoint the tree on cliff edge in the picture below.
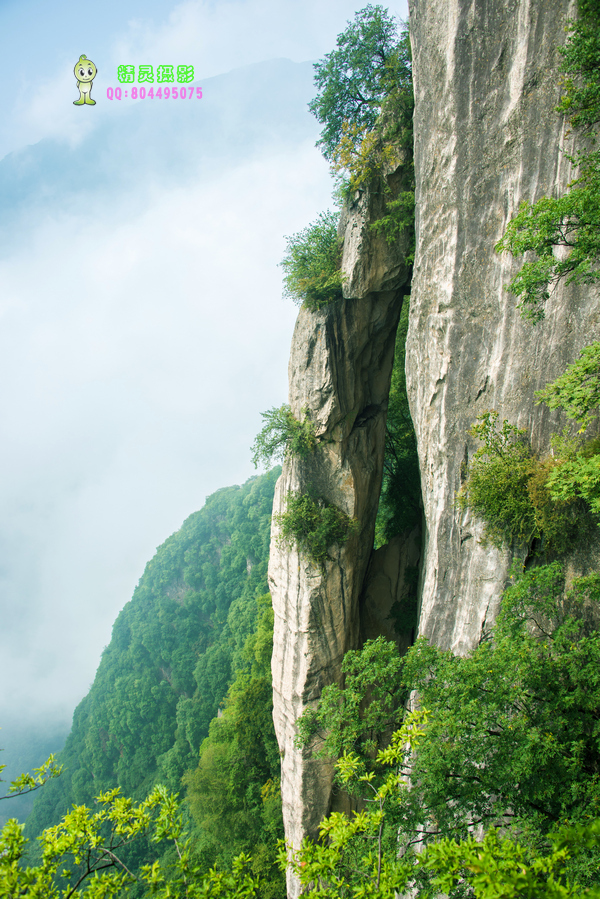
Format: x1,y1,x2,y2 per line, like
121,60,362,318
309,4,413,184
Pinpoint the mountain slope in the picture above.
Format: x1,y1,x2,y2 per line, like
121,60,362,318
25,469,279,840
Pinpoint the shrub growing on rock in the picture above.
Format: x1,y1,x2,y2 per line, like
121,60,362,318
458,411,591,554
275,491,356,566
458,412,538,547
251,404,318,469
280,211,344,311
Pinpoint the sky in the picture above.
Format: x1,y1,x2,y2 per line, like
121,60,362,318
0,0,408,778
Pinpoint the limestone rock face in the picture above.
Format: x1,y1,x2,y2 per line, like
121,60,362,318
407,0,600,654
269,173,411,898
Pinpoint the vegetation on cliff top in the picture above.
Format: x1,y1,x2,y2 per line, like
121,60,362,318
280,5,414,311
309,4,409,164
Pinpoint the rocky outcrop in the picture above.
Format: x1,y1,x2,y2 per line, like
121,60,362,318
406,0,600,653
269,173,411,898
271,1,600,894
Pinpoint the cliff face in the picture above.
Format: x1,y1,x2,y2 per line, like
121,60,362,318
269,174,411,898
407,0,600,653
272,0,600,894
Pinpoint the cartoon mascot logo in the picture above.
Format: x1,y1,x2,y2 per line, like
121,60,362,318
74,55,97,106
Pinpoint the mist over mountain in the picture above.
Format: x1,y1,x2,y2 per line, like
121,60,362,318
0,55,331,761
0,58,318,253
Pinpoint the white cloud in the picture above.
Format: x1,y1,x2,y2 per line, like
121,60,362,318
0,0,408,736
0,0,408,160
0,136,333,720
110,0,403,78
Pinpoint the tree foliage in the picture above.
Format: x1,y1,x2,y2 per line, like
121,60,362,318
309,6,411,164
308,3,415,261
402,565,600,858
2,781,265,898
275,491,356,566
14,557,600,899
536,341,600,431
251,405,318,469
557,0,600,134
495,0,600,322
295,636,405,768
423,824,600,899
0,754,62,804
369,188,415,253
285,711,426,898
458,411,593,553
287,716,600,898
458,411,539,547
292,564,600,896
495,182,600,322
280,211,344,310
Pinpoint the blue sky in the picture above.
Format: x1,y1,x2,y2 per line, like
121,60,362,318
0,0,408,747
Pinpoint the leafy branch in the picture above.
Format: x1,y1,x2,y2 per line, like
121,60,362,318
251,404,318,469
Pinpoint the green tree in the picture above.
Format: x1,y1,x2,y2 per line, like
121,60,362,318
495,0,600,322
535,342,600,431
292,565,600,896
309,6,411,164
1,781,265,898
296,636,405,770
401,565,600,859
424,824,600,899
285,712,426,898
251,405,318,469
280,211,344,310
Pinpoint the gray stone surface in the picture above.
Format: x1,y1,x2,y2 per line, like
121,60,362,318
269,168,411,898
407,0,600,654
271,2,600,893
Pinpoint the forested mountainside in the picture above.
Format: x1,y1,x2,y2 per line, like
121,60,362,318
23,470,285,892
